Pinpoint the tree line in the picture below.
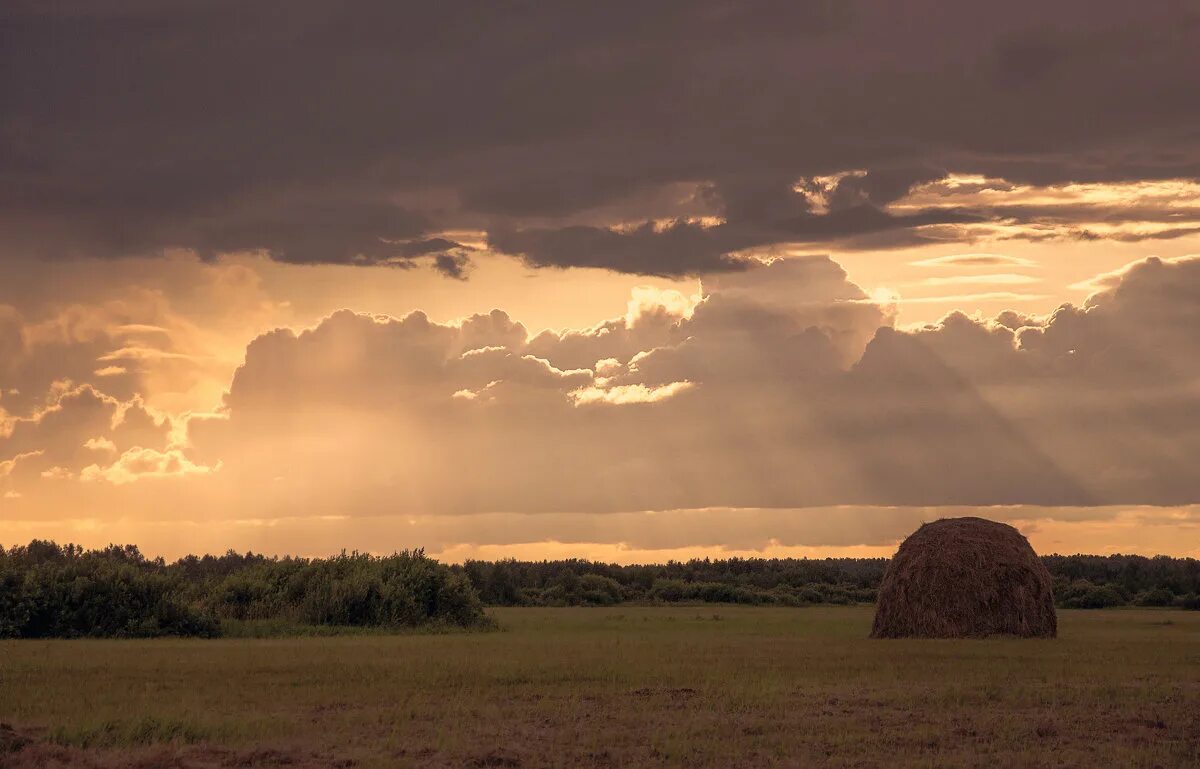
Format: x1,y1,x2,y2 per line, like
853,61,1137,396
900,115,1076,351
0,540,488,638
1,542,1197,638
459,554,1200,610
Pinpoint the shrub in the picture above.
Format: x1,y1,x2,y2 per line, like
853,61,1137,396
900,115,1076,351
1134,588,1176,607
795,585,824,604
434,572,488,625
1057,580,1125,609
851,587,878,604
578,574,623,606
207,551,490,629
816,583,856,605
0,548,217,639
649,578,688,602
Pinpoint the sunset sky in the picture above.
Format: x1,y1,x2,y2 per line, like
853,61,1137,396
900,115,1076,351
3,1,1200,560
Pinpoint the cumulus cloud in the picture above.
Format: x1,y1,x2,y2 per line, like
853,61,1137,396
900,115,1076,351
0,260,289,416
158,255,1200,516
3,2,1199,277
0,383,181,498
81,447,215,485
570,381,694,406
4,254,1200,539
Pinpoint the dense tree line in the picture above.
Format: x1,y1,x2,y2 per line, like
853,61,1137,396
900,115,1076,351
460,554,1200,610
3,543,1197,638
459,556,886,607
0,542,219,639
0,541,488,638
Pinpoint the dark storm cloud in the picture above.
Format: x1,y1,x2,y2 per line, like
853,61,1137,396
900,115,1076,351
395,239,471,259
2,1,1199,275
432,252,473,281
487,222,754,276
490,202,979,277
397,237,476,278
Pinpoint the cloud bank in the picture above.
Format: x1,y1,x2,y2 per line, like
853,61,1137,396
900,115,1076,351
3,2,1200,276
5,255,1200,531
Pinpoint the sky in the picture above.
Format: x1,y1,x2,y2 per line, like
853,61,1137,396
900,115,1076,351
3,1,1200,561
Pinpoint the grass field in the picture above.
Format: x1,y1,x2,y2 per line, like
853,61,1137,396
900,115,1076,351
2,606,1198,768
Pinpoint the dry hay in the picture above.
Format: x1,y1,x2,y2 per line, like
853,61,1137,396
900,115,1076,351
871,517,1057,639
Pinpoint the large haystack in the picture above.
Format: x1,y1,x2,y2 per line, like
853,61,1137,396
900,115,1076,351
871,517,1056,638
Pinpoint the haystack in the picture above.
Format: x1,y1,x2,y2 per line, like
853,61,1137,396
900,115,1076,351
871,517,1056,638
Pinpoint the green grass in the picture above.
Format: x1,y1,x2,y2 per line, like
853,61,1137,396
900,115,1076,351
2,607,1198,767
215,617,497,638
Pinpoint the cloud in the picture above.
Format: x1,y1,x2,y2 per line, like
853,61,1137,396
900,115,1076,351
910,253,1040,268
0,260,289,415
570,381,694,406
918,274,1041,286
94,365,127,377
80,447,215,485
0,383,176,498
890,177,1200,245
5,253,1200,530
3,2,1199,277
883,291,1050,304
487,221,756,277
485,175,983,277
160,254,1200,516
431,252,473,280
206,254,1200,513
83,436,116,453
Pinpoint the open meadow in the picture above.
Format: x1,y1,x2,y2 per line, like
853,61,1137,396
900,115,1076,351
2,606,1198,768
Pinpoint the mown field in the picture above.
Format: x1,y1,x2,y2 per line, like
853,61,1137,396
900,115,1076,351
2,606,1198,768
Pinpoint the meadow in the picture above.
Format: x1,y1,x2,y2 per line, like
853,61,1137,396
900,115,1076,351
2,606,1198,768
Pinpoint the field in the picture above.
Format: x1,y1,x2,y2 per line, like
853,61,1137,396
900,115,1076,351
2,606,1198,768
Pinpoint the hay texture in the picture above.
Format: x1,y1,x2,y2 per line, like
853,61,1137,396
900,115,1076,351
871,517,1057,639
